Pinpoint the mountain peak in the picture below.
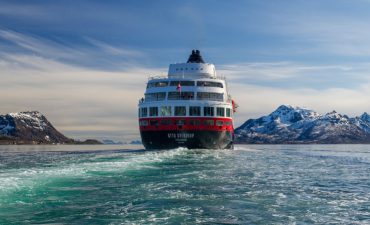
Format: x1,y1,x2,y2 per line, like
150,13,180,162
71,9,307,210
324,110,347,119
9,111,43,119
276,104,297,111
270,105,320,124
360,112,370,122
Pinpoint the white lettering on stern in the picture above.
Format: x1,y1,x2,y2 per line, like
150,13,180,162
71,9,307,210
167,133,195,139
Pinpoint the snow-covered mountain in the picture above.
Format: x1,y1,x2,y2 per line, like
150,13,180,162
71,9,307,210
0,111,100,144
235,105,370,144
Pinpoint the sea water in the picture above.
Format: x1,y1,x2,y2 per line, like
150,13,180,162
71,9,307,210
0,145,369,224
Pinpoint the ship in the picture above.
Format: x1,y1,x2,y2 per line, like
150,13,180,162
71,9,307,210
138,50,236,149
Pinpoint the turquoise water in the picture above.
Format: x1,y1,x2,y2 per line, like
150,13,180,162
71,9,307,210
0,145,369,224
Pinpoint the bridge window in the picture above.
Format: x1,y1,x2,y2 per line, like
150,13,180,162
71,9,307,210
170,81,195,86
197,92,223,101
174,106,186,116
149,107,158,117
168,92,194,100
145,92,166,101
204,107,214,117
140,108,147,117
197,81,223,88
216,107,225,117
189,106,201,116
226,108,231,117
160,106,172,116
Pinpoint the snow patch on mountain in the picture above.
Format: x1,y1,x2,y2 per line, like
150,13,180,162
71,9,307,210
8,111,48,131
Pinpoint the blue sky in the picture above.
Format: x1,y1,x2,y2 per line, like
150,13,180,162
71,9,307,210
1,0,370,141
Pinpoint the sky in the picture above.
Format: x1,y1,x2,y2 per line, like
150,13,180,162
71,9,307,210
1,0,370,142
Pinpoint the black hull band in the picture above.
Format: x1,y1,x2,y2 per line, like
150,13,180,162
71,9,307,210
140,130,234,150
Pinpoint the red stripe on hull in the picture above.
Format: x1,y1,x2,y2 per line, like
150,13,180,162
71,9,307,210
139,117,234,132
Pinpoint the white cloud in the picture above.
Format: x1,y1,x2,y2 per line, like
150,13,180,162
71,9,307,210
0,30,84,59
219,61,370,91
84,37,144,57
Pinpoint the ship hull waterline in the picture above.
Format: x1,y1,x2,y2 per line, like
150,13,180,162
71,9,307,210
140,130,234,150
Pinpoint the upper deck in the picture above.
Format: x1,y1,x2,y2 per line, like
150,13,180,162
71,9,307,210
139,50,232,106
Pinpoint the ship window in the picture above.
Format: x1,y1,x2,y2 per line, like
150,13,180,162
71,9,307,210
150,120,158,126
226,108,231,117
216,107,225,117
149,107,158,117
197,81,223,88
189,120,201,125
226,121,231,126
168,92,194,100
176,120,186,125
168,92,180,100
216,120,224,126
140,108,147,117
139,120,148,126
197,92,223,101
204,107,214,117
156,81,168,87
160,119,172,125
170,81,195,86
147,81,168,88
189,106,201,116
204,120,214,126
145,92,166,101
160,106,172,116
174,106,186,116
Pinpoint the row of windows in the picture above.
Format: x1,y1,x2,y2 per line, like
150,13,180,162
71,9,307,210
175,67,204,71
139,106,232,117
145,92,223,102
145,92,166,101
139,119,232,126
147,81,223,88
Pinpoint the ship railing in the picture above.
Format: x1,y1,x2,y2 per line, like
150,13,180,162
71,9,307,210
148,75,168,80
148,74,227,80
138,98,233,105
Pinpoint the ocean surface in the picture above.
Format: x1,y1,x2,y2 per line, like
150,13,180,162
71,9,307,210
0,145,369,224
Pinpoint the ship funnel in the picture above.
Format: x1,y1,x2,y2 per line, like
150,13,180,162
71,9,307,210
187,49,205,63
